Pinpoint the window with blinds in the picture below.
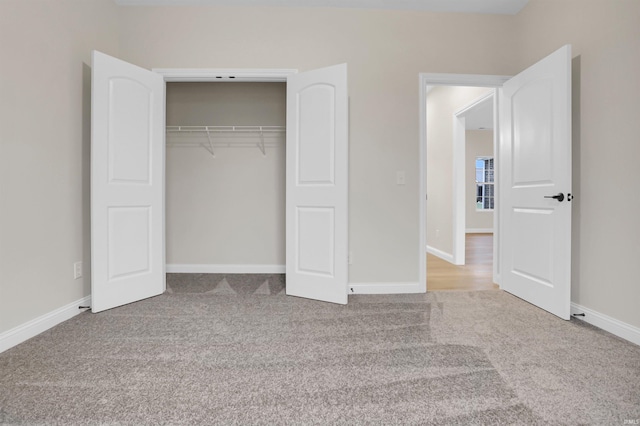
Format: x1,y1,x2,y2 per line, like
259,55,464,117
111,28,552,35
475,157,494,210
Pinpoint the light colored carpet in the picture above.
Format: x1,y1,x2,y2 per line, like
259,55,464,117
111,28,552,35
0,274,639,425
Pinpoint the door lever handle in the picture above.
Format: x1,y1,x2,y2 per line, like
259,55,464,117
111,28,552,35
544,193,565,202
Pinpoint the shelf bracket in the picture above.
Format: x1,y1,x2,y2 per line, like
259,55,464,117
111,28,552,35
258,127,266,156
204,127,216,157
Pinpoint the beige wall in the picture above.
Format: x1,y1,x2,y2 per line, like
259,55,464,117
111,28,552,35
465,130,494,231
0,0,119,333
116,7,518,283
165,83,286,266
426,86,493,255
515,0,640,328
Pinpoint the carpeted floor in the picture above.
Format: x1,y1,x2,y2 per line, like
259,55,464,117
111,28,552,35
1,274,639,425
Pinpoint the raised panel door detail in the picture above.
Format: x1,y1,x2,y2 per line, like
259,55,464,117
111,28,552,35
108,206,151,280
511,208,554,288
286,63,347,304
500,45,571,320
296,207,335,276
108,78,152,184
92,50,165,313
297,84,335,186
511,78,553,188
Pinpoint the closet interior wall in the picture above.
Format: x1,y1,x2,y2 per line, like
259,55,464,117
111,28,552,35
165,82,287,270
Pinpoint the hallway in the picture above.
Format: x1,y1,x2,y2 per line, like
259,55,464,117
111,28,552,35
427,233,498,291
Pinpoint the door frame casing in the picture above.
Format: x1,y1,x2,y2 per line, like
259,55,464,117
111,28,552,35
419,73,510,290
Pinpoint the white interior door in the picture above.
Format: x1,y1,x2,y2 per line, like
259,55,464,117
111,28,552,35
286,64,348,304
499,45,572,319
91,50,166,313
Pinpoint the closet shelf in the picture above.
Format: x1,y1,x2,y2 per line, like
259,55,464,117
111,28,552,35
166,125,285,157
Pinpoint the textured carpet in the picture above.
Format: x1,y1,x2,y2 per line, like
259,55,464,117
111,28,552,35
1,274,639,425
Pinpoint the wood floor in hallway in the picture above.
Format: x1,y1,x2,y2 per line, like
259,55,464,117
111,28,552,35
427,233,498,291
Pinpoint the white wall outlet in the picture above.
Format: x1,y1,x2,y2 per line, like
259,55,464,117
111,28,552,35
396,171,406,185
348,251,353,265
436,229,440,238
73,261,82,280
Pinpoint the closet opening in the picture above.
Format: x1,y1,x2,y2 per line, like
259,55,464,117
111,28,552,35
165,81,287,295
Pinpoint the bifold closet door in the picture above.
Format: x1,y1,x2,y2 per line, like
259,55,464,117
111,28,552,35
286,64,348,305
91,50,166,313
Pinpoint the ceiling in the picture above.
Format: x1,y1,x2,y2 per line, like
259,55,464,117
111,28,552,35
114,0,530,15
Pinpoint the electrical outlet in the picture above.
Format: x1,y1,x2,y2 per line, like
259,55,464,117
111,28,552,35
396,171,406,185
73,261,82,280
348,251,353,265
436,229,440,238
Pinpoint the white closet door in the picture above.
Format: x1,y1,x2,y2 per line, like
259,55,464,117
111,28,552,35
500,45,572,319
286,64,348,304
91,50,166,313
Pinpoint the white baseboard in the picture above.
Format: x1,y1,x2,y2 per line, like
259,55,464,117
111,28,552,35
0,295,91,354
571,303,640,347
166,264,286,274
426,245,454,263
349,281,424,294
466,228,494,234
